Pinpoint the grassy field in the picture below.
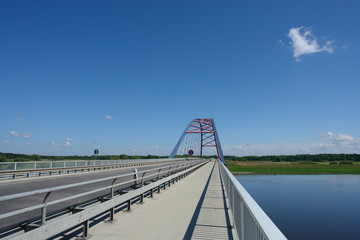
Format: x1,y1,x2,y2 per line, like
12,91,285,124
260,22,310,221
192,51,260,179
226,160,360,174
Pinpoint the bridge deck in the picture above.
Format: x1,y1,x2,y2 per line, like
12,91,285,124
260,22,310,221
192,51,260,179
86,160,236,240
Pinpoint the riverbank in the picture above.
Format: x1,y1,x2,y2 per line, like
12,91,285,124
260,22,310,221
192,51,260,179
227,160,360,174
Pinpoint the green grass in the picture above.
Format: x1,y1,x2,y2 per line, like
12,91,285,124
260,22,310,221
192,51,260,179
227,161,360,174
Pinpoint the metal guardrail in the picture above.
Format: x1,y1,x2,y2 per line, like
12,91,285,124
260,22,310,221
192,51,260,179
0,158,184,172
218,160,287,240
0,158,189,180
0,159,208,240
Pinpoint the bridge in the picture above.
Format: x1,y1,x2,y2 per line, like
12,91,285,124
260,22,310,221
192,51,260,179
0,119,287,240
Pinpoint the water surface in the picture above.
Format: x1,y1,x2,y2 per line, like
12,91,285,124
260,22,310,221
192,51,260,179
235,175,360,240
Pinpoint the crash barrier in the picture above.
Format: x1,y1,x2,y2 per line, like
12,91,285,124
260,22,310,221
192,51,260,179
0,158,190,180
0,159,208,239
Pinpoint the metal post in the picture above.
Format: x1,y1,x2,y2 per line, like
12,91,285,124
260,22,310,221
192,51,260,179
109,208,115,222
82,220,90,238
240,200,244,240
133,169,138,187
141,172,146,186
41,192,52,225
157,169,161,180
167,166,171,177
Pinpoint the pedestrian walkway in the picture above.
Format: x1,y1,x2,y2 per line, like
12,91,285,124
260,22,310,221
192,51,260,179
87,160,236,240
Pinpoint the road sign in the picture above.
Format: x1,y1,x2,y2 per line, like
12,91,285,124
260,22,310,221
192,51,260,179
94,149,99,155
188,149,194,156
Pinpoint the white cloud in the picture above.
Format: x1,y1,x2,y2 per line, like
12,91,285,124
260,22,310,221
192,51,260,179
9,131,33,138
63,142,72,148
22,133,33,139
49,141,59,146
66,137,76,143
105,115,114,120
148,144,161,151
323,132,359,148
224,131,360,156
2,140,11,144
288,26,334,61
10,131,20,137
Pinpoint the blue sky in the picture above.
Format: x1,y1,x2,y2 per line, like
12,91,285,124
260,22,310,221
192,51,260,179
1,1,360,156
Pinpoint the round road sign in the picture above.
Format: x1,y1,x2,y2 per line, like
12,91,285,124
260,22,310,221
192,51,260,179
188,149,194,156
94,149,99,155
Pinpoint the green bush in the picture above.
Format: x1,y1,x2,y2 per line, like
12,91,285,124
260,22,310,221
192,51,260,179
329,162,338,165
14,158,27,162
339,161,353,165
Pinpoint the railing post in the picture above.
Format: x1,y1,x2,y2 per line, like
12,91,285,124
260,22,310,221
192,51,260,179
141,172,146,186
167,166,171,176
157,169,161,180
82,220,90,238
41,192,52,225
240,200,244,240
133,169,138,187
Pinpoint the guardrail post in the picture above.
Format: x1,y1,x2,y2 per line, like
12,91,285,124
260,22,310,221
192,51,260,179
140,192,144,203
167,166,171,176
41,192,52,225
157,169,161,180
141,172,146,186
133,169,138,187
109,208,115,222
82,220,90,238
240,200,244,240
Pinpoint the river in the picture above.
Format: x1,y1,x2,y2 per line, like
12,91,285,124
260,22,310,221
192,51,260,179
235,174,360,240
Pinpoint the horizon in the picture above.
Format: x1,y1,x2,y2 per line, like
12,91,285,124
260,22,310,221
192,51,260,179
1,151,359,159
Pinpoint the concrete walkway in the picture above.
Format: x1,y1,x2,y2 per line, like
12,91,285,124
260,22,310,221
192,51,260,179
87,161,235,240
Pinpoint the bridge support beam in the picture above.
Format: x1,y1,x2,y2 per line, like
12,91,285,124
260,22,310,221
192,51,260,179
169,118,225,164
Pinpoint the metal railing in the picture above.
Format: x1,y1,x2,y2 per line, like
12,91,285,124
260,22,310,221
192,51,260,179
0,158,190,180
0,159,208,240
0,158,184,172
218,160,287,240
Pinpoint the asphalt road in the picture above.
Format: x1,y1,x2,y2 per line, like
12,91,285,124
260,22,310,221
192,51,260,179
0,160,191,233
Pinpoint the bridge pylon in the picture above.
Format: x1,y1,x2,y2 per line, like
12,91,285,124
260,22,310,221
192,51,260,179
169,118,225,164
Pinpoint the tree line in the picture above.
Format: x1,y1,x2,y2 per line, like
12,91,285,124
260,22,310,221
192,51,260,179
224,154,360,162
0,152,167,162
1,152,359,162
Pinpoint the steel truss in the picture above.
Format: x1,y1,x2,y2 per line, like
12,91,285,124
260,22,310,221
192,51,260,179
169,118,225,163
